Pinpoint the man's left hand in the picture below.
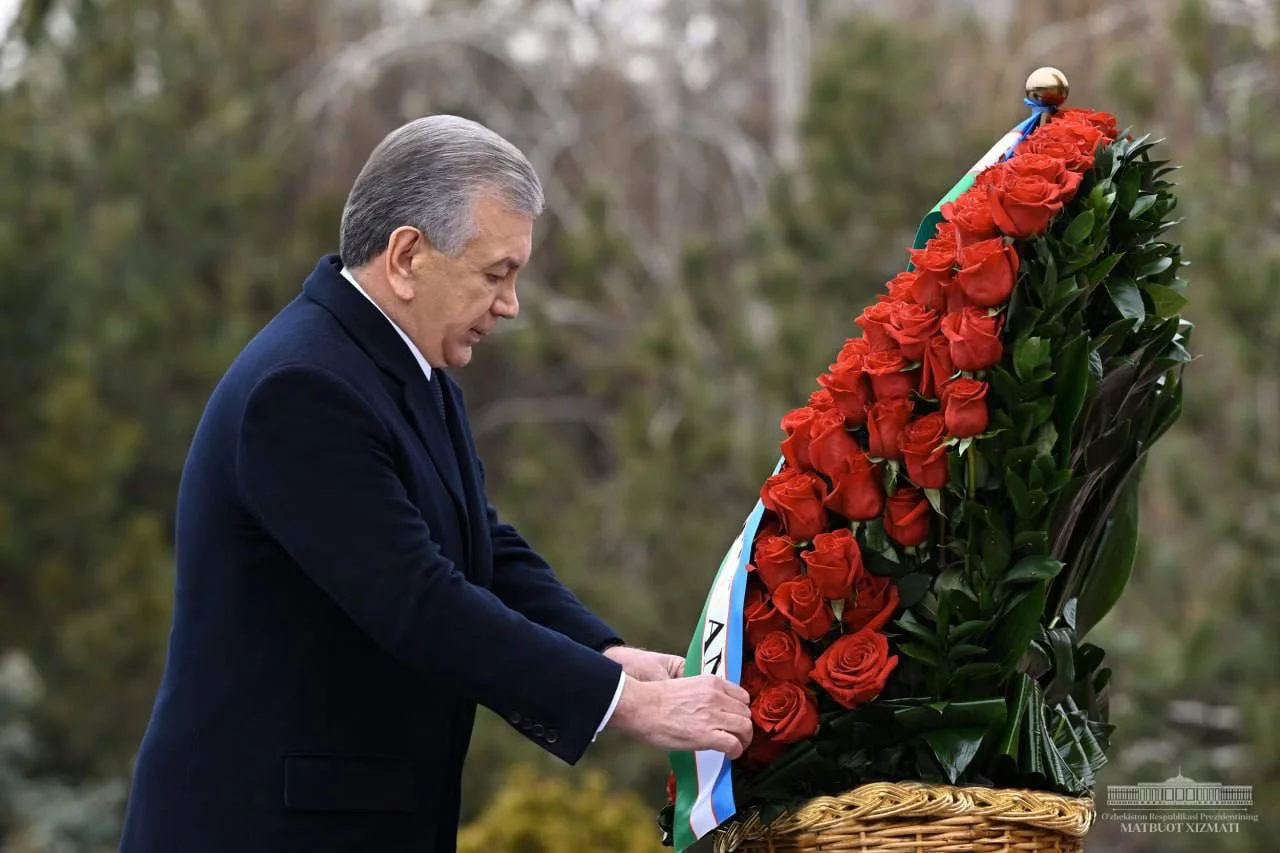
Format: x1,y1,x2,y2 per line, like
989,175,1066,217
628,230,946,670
604,645,685,681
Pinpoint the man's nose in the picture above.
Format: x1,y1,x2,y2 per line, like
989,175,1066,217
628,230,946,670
493,282,519,319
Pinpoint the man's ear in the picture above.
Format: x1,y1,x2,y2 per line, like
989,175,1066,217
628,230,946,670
384,226,427,300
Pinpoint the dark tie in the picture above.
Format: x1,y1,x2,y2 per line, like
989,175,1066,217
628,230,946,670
427,371,446,418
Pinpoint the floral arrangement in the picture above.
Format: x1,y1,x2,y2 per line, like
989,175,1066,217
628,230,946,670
662,87,1191,851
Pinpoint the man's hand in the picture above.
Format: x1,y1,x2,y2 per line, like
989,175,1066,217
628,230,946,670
603,645,684,681
605,675,753,758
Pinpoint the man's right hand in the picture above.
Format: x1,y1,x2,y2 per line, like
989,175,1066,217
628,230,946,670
606,674,753,758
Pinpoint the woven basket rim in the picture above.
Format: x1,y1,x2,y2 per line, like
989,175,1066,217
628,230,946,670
713,780,1096,852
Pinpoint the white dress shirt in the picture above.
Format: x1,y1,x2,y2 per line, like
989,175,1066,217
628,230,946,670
339,265,625,738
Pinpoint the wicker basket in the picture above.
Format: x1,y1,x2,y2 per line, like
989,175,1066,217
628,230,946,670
712,781,1095,853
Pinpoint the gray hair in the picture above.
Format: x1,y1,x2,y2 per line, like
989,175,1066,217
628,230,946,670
338,115,545,267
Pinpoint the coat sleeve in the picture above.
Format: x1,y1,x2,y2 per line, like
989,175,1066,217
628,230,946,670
234,362,622,764
479,457,625,653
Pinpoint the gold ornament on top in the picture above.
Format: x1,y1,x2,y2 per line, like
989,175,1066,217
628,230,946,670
1025,67,1070,106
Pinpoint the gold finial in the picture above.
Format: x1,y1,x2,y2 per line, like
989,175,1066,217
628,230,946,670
1025,67,1070,106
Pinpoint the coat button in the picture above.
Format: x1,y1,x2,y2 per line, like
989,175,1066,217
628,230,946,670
532,724,545,737
521,719,534,731
545,729,559,744
508,711,522,725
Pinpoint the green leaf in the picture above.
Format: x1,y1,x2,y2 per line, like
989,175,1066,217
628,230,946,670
949,620,990,643
935,566,978,603
990,582,1047,672
980,522,1012,575
1129,193,1159,219
1013,530,1049,556
948,644,987,660
1135,255,1174,279
1144,283,1188,317
900,641,941,666
1051,335,1091,438
1061,209,1095,247
1005,469,1035,519
896,572,933,608
1115,164,1140,210
995,673,1035,760
1002,555,1065,585
1086,252,1124,288
897,610,939,646
1034,422,1059,457
1105,280,1146,324
924,487,945,515
1013,337,1053,383
951,662,1003,681
1075,463,1143,638
923,728,987,784
1044,627,1077,706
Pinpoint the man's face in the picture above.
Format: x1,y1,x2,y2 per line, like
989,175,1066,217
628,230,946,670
395,194,532,369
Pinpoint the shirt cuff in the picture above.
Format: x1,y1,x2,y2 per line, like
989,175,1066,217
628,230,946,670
593,672,627,740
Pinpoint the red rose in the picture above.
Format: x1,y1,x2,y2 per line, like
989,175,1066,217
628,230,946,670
744,582,791,647
956,237,1019,308
667,771,677,804
741,660,770,697
920,333,956,399
900,412,950,489
843,573,900,633
811,629,899,710
818,357,872,427
1054,107,1118,139
837,336,871,363
1007,152,1079,182
908,226,958,311
942,377,989,437
941,307,1003,372
855,301,898,352
808,387,837,413
886,302,940,361
754,629,814,684
941,188,1000,246
761,468,829,542
772,575,836,641
752,533,802,592
750,681,820,744
867,397,914,461
780,405,817,470
802,528,865,600
986,156,1083,238
824,452,885,522
808,408,860,480
741,726,791,769
1023,122,1104,172
883,270,917,302
864,350,918,400
884,486,931,547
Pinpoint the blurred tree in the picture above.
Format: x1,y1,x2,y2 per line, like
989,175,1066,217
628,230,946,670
0,0,340,779
455,765,665,853
0,651,124,853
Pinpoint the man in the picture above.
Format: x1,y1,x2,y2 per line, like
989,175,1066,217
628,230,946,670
119,115,752,853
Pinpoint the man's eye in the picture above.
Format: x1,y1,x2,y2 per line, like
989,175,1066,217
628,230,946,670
486,273,504,284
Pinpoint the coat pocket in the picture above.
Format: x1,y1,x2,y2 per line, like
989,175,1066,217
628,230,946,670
282,753,418,813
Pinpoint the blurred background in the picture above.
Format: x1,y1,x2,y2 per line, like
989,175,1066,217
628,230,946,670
0,0,1276,850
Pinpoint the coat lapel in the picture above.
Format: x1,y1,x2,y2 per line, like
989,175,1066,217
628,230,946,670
302,255,471,536
403,378,470,531
439,374,492,586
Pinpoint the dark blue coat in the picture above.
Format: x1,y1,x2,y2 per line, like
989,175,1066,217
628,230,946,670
119,255,624,853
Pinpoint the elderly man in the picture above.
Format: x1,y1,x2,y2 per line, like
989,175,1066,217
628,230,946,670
118,115,752,853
